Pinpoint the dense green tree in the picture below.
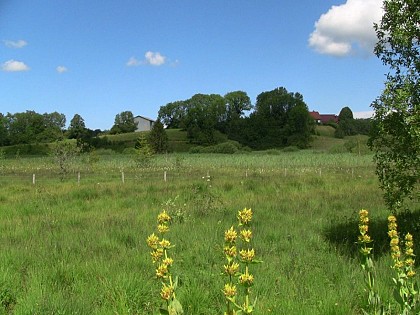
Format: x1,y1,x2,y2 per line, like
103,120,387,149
369,0,420,211
183,94,226,145
335,106,356,138
110,111,136,134
148,120,168,153
285,103,314,148
243,87,311,149
38,112,66,142
0,113,9,146
223,91,252,134
158,101,187,129
68,114,86,139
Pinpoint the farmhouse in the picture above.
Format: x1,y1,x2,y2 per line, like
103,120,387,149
134,115,155,132
309,111,339,124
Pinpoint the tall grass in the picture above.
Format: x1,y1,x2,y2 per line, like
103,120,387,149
0,152,417,314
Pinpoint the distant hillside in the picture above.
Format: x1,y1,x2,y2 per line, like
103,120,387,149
311,125,371,154
103,129,192,152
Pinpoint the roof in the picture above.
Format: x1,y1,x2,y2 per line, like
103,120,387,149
309,111,321,120
134,115,155,122
309,111,339,124
319,114,338,124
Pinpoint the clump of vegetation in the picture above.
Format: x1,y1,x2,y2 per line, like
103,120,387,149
146,210,183,315
135,133,154,168
223,208,261,314
50,141,80,180
357,209,419,314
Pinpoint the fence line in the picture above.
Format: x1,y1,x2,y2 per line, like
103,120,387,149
0,166,376,186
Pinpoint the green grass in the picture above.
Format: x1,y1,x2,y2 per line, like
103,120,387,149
0,152,418,314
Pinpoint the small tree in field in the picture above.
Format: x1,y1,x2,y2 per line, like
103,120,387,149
135,133,154,168
148,120,169,154
51,141,80,181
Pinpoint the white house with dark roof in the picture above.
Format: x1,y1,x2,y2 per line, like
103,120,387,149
134,115,155,132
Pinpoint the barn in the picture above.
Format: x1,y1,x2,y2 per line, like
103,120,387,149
134,115,155,132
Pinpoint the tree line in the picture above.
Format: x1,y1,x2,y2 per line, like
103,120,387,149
158,87,314,149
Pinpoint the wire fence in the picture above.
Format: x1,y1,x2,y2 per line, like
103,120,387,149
0,165,377,186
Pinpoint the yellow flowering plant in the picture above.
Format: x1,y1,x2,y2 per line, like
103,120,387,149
357,209,382,314
387,215,419,313
146,210,183,315
222,208,262,315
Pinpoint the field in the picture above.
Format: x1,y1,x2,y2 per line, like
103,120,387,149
0,151,418,314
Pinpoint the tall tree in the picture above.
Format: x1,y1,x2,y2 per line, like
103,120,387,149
0,113,9,146
369,0,420,211
183,94,225,145
247,87,310,149
223,91,252,135
285,103,314,148
335,106,356,138
148,120,169,153
68,114,86,139
111,111,136,134
158,101,187,129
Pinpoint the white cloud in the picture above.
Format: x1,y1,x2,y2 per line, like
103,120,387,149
309,0,383,56
1,59,30,72
144,51,166,66
126,52,167,67
3,39,28,48
353,111,374,119
56,66,68,73
126,56,140,67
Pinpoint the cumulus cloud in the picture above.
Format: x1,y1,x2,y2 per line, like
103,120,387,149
3,39,28,48
309,0,383,56
56,66,68,73
126,51,167,67
1,59,30,72
353,111,374,119
144,51,166,66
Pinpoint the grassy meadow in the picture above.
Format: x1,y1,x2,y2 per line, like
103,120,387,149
0,147,419,314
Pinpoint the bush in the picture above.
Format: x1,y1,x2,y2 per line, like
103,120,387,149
282,146,300,152
189,141,240,154
2,143,51,156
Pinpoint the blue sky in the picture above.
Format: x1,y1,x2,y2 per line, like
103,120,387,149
1,0,386,130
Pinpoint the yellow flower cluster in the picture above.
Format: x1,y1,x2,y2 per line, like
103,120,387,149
238,208,253,226
223,283,237,298
239,272,254,286
239,249,255,262
223,208,259,314
225,226,238,243
146,209,177,301
388,215,403,269
388,215,416,278
224,262,239,276
160,283,174,300
358,209,373,256
404,233,416,278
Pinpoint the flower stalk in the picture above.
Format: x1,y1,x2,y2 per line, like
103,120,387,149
223,208,261,315
146,209,183,315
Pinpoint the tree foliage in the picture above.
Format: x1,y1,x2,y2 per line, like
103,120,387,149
369,0,420,211
68,114,86,139
148,120,169,153
1,111,65,145
111,111,136,134
335,106,356,138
